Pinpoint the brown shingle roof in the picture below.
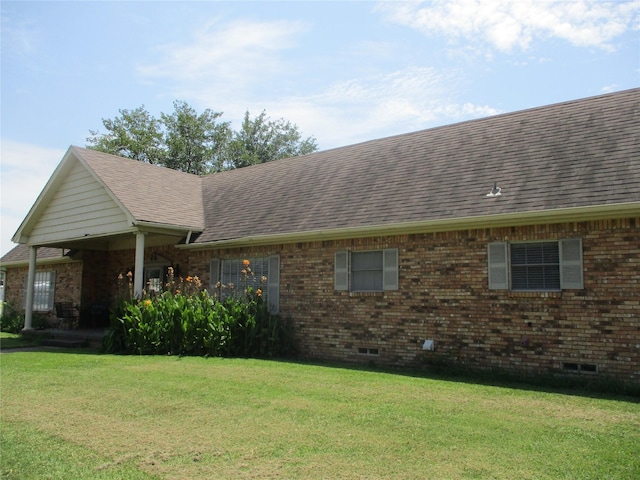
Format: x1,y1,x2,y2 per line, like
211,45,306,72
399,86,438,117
3,88,638,264
73,147,205,230
1,245,71,265
194,88,640,245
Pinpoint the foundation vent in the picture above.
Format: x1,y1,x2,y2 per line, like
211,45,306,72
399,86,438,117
358,347,379,356
562,362,598,374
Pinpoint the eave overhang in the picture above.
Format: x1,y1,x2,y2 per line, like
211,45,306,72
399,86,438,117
0,255,80,268
178,202,640,250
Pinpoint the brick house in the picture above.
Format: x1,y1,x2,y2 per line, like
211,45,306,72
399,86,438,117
2,89,639,386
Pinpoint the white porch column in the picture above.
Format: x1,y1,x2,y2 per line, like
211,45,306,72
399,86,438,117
134,232,146,298
24,245,38,330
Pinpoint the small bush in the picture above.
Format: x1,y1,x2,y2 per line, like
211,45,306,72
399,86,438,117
0,304,53,333
0,302,24,333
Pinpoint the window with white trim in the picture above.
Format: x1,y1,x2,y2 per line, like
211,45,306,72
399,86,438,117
23,271,56,311
144,266,164,294
335,249,399,292
488,238,583,291
210,256,280,313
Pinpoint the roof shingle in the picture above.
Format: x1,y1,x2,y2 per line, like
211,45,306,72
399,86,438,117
74,147,205,230
3,88,639,263
195,88,640,244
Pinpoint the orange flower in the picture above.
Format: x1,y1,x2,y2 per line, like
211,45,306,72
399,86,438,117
243,259,250,267
186,276,193,283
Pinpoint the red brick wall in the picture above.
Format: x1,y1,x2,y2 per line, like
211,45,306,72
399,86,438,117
101,245,192,303
5,218,637,385
3,261,82,325
185,218,639,386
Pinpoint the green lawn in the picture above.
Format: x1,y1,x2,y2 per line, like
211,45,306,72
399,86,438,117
1,352,638,479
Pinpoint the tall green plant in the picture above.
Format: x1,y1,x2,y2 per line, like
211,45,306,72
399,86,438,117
104,262,294,358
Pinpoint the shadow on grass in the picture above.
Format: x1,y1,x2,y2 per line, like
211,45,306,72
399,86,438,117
277,356,640,402
6,330,638,402
0,332,43,350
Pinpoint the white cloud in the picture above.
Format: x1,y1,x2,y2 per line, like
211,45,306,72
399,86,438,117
0,14,38,57
0,140,65,256
601,84,620,93
136,16,502,150
256,67,501,149
137,18,309,94
377,0,640,53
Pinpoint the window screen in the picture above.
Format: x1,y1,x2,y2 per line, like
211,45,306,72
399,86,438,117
510,242,560,290
351,251,383,291
220,257,271,303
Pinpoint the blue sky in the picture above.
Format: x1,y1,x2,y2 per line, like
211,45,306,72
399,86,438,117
1,0,639,256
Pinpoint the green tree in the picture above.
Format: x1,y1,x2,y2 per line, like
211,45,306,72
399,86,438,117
161,101,232,175
226,110,318,169
86,106,165,165
87,103,317,174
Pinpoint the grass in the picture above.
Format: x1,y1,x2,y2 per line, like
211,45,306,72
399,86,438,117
0,332,42,350
1,352,639,479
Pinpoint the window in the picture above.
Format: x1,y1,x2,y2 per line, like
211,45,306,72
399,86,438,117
335,249,398,292
210,256,280,313
511,242,560,290
23,271,56,311
144,266,163,294
488,238,583,291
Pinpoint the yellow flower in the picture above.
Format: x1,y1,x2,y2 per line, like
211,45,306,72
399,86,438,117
143,299,152,307
256,289,263,297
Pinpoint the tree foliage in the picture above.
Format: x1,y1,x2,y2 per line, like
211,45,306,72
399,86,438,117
87,106,165,165
87,102,317,174
161,101,231,175
225,110,318,169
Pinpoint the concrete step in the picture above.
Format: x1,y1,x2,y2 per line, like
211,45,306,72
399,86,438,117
41,338,88,349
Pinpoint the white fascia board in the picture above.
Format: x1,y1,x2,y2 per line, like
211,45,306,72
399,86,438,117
21,226,140,248
0,255,80,268
134,221,203,235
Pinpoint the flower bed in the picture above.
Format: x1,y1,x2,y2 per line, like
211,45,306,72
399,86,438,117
104,263,293,357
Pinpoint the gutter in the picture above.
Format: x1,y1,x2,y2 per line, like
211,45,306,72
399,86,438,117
177,202,640,250
0,255,81,268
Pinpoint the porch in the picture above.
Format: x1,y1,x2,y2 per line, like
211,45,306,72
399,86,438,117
22,328,106,351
